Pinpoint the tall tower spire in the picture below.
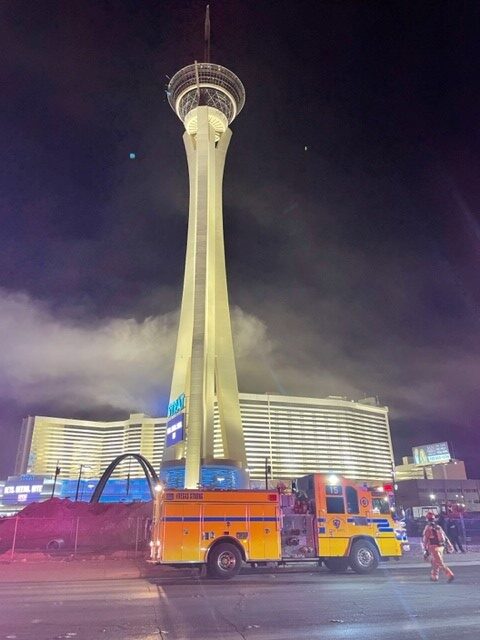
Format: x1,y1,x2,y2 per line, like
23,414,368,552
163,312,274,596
162,49,247,488
204,5,211,63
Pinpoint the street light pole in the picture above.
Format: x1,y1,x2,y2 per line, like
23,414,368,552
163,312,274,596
51,462,61,499
264,457,271,490
75,464,84,502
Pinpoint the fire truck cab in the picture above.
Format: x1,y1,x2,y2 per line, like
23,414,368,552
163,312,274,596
150,473,407,579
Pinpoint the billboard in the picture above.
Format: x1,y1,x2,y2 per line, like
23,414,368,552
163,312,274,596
2,474,53,505
412,442,451,465
412,505,440,519
166,413,185,447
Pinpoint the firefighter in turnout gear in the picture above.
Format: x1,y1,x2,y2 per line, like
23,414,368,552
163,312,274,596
422,512,455,583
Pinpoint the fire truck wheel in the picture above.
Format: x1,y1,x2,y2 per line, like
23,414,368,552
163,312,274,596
323,558,349,573
349,540,379,574
207,543,243,579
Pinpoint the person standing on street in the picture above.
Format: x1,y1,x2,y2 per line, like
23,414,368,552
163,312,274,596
436,511,450,551
422,512,455,583
446,517,466,553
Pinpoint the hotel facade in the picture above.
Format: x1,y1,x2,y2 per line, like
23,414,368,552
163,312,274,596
16,394,393,485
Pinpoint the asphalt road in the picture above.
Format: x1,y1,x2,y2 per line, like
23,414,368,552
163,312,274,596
1,565,479,640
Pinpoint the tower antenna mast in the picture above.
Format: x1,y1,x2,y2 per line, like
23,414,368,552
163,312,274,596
204,4,211,63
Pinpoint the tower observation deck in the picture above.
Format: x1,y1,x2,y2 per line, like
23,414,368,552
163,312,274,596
161,59,248,489
168,63,245,127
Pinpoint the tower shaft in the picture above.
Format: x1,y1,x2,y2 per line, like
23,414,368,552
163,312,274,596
165,106,246,488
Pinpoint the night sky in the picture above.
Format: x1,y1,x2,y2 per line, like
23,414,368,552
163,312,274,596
1,1,479,478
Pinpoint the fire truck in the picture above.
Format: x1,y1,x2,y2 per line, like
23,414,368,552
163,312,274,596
149,473,408,579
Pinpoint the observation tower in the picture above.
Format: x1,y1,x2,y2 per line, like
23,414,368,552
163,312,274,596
161,14,247,489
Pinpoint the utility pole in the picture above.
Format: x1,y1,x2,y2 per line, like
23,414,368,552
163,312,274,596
264,457,271,490
75,464,84,502
51,463,61,499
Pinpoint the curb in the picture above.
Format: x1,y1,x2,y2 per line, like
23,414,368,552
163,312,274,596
382,560,480,570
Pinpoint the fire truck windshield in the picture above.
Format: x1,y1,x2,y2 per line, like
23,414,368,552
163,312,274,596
372,497,391,514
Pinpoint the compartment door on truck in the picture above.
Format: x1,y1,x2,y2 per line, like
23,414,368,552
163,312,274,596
247,503,281,561
181,502,202,562
203,501,248,549
160,501,202,563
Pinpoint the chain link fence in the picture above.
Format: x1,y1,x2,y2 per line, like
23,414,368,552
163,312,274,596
0,515,151,559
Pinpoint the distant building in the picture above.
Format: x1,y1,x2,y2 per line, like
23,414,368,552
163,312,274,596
395,478,480,513
16,394,394,486
395,458,467,481
395,441,467,482
15,414,165,479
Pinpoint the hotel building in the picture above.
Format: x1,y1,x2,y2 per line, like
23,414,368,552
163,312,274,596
16,394,393,485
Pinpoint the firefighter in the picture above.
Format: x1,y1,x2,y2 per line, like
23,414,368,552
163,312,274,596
422,512,455,583
446,518,466,553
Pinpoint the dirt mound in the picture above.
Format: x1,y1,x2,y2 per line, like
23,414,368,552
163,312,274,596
17,498,151,520
0,499,153,554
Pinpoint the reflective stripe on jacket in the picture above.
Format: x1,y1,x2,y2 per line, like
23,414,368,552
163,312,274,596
422,523,447,548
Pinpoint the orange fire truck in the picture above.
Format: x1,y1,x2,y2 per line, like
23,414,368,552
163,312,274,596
149,473,408,579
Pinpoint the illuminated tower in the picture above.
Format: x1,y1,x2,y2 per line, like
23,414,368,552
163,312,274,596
162,26,247,488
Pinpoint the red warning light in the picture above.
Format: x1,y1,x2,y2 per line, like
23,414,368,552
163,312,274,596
383,484,393,492
268,493,278,501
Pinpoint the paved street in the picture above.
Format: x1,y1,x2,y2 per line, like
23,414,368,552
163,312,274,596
1,565,479,640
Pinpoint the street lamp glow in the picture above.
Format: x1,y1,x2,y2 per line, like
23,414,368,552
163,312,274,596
429,494,436,500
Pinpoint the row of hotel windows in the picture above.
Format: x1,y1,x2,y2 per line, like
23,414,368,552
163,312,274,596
240,420,388,430
241,429,390,438
223,422,389,433
244,432,389,440
240,436,391,446
240,412,387,422
241,434,390,442
244,416,389,424
242,416,389,423
37,446,392,460
47,422,388,438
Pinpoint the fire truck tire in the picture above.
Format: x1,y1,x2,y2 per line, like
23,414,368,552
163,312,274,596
349,540,379,574
323,558,349,573
207,542,243,579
